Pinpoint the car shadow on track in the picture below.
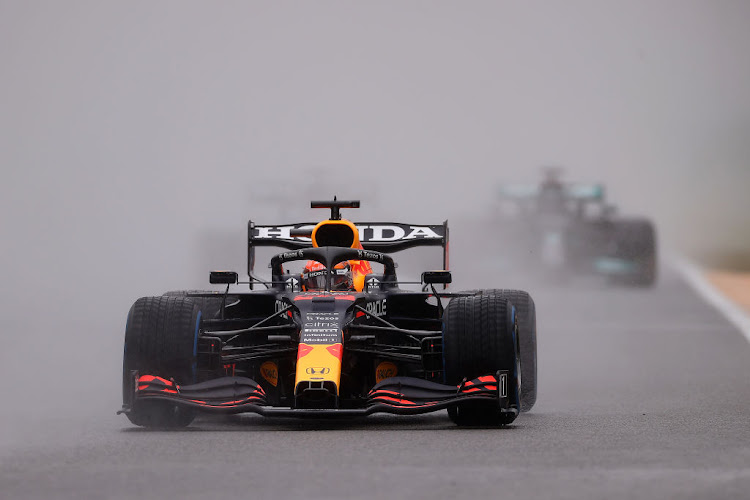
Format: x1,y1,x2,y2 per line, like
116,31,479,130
119,412,528,433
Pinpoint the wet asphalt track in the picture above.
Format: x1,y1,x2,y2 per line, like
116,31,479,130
1,265,749,500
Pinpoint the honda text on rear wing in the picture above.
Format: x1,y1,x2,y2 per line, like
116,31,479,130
247,203,448,285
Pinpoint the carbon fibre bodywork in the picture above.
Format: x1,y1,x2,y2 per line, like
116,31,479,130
120,200,527,426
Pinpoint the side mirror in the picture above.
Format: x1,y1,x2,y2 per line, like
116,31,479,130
210,271,238,284
422,270,452,285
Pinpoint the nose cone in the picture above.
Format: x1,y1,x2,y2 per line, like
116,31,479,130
293,304,345,409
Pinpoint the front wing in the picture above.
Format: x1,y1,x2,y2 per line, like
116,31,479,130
119,372,516,419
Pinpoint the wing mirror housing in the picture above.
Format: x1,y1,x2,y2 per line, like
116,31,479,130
422,270,452,285
210,271,238,284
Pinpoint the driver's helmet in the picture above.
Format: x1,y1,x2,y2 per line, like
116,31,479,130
301,260,353,291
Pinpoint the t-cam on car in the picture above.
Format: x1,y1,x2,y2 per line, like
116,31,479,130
120,199,538,427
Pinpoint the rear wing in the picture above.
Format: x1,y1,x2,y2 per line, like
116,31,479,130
247,221,449,277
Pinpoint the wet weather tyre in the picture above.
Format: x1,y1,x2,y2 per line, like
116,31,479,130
475,290,537,411
122,296,202,428
443,294,519,426
459,290,537,411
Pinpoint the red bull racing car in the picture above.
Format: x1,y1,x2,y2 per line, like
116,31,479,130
120,199,537,427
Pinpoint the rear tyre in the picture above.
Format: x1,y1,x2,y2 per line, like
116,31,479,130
608,219,657,287
443,294,519,426
123,296,202,428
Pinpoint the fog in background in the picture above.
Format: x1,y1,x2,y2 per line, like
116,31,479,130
1,1,749,428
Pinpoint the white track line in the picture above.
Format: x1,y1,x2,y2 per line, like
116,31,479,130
676,259,750,344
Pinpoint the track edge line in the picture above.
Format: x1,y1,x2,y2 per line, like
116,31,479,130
675,258,750,345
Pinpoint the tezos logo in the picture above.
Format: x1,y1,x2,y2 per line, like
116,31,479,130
280,249,304,260
357,250,381,261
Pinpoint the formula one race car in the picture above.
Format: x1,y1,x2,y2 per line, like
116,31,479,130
497,168,657,286
120,199,537,428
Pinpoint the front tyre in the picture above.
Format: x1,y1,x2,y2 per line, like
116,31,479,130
443,294,519,426
479,290,537,411
122,296,202,428
457,290,538,411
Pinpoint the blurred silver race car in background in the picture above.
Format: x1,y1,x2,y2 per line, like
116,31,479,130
497,168,657,286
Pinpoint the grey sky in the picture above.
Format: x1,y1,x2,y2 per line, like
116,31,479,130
3,2,749,266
